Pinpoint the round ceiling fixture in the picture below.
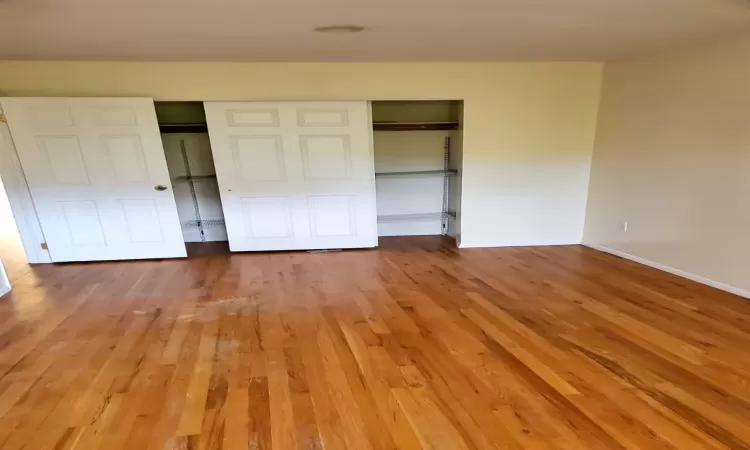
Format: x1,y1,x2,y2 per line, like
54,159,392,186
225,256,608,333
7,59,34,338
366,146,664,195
313,25,366,34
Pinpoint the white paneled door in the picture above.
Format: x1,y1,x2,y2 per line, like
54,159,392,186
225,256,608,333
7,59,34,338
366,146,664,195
0,98,186,262
204,101,378,251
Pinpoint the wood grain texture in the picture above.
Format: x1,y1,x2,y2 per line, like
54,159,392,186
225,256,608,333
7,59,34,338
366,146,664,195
0,236,749,449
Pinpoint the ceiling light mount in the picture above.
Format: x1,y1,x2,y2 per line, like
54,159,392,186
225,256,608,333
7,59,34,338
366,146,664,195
314,25,367,34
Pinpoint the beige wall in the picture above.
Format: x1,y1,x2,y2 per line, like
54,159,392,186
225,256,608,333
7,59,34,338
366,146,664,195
0,61,602,248
584,34,750,294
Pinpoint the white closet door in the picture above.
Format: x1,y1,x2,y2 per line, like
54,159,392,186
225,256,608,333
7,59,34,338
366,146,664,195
0,98,186,262
204,101,377,251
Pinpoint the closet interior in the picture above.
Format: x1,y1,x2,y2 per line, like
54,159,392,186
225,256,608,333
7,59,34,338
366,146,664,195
155,100,464,252
372,100,463,242
155,102,229,245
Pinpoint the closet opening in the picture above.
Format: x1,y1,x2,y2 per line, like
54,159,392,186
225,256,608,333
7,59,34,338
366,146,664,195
155,102,230,257
372,100,463,245
154,100,463,257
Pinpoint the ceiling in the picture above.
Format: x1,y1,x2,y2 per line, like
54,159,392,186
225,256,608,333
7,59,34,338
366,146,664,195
1,0,750,61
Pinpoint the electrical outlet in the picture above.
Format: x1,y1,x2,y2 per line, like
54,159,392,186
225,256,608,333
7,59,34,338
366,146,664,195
621,221,628,232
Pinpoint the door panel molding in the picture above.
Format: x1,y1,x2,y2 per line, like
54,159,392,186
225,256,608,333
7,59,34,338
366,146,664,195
1,97,186,262
205,101,377,252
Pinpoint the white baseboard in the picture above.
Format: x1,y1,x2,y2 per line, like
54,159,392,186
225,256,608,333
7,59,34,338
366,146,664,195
584,243,750,300
460,240,580,248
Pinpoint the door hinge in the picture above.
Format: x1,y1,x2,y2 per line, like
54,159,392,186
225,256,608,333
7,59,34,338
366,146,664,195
0,113,6,123
40,243,48,250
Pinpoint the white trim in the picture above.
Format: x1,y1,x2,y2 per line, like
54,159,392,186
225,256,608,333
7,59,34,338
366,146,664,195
460,240,581,248
0,103,52,264
584,243,750,300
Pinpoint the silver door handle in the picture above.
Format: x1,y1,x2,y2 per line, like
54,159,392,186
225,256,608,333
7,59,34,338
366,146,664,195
155,185,168,191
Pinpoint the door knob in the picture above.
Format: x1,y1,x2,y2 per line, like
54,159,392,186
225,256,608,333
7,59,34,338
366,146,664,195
154,185,168,191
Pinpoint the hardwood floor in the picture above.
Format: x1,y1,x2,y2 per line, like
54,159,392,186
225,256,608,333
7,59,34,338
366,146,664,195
0,236,749,449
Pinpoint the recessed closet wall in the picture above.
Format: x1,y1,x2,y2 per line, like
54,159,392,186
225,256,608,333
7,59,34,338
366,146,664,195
372,100,463,241
156,100,465,246
155,102,228,243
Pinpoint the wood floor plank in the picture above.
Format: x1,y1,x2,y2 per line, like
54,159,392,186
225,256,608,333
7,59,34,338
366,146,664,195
223,387,249,450
261,307,299,450
0,237,748,448
176,320,219,436
461,306,581,397
339,321,423,449
391,387,470,450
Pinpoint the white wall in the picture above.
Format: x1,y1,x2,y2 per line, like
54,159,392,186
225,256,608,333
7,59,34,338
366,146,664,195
0,61,603,249
584,33,750,296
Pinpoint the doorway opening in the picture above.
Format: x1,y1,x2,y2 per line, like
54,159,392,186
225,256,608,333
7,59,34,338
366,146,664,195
155,102,230,257
371,100,463,245
156,100,465,256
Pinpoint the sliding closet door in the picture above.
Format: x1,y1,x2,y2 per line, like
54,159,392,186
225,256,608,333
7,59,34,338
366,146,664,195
204,101,378,251
0,98,186,262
